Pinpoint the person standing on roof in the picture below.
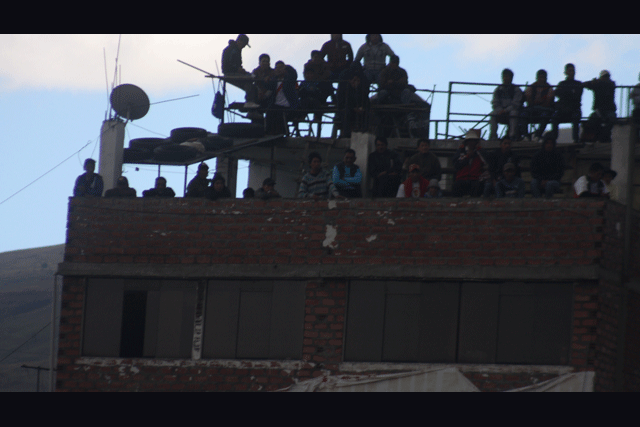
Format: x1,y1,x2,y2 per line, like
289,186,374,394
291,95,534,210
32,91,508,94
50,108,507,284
550,63,583,144
321,34,353,82
583,70,617,143
221,34,259,108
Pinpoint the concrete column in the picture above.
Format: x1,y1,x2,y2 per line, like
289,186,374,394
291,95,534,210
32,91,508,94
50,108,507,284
99,119,126,192
350,132,376,198
216,155,238,197
611,123,633,206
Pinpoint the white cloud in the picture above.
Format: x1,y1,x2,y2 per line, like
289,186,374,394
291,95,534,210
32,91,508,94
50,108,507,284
0,34,330,94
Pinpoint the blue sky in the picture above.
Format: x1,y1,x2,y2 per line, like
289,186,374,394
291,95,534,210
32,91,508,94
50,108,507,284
1,34,639,254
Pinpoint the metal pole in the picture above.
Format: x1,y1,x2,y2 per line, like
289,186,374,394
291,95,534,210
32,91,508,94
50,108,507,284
446,82,453,140
22,365,52,392
623,120,637,280
184,165,188,197
49,274,58,392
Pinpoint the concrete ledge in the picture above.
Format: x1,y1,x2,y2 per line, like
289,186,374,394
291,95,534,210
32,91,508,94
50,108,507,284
340,362,575,375
57,262,601,281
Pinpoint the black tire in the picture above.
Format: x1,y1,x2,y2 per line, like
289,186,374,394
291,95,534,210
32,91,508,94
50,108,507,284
170,127,208,143
218,123,264,138
201,135,234,151
123,147,153,163
152,144,199,162
129,137,170,151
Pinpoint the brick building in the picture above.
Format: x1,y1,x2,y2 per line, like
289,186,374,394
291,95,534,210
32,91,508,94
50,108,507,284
55,196,640,391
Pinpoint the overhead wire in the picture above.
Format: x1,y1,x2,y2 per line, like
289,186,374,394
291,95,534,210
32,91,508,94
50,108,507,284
0,322,51,364
0,139,95,207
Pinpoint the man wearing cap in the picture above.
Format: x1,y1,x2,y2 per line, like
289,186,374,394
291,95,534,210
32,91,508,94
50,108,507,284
73,158,104,197
495,163,525,198
452,130,488,197
573,162,609,198
221,34,259,108
425,179,442,198
186,163,210,198
583,70,617,143
256,177,281,199
396,164,430,198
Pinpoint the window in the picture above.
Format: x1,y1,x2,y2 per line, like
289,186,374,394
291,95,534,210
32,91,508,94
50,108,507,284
202,281,305,360
345,281,572,365
83,279,196,358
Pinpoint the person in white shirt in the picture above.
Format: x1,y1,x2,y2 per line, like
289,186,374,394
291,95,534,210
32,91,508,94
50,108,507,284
574,162,609,198
397,164,430,198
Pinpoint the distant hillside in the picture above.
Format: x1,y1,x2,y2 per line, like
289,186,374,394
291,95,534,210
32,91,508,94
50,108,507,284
0,244,64,392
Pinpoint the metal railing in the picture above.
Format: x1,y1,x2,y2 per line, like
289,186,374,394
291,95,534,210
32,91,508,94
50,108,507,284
442,81,638,141
215,74,638,141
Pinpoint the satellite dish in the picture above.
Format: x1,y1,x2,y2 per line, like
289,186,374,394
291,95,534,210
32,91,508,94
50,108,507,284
110,84,150,121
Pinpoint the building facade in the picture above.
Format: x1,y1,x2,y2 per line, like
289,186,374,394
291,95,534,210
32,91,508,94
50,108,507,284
55,197,640,391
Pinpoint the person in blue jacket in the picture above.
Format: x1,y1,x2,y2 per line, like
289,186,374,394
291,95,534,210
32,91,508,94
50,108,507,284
332,149,362,199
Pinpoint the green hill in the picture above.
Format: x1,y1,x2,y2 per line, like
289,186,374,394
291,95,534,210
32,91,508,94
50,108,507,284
0,244,64,392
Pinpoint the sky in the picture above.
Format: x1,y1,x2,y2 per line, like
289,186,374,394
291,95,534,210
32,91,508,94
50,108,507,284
1,34,639,254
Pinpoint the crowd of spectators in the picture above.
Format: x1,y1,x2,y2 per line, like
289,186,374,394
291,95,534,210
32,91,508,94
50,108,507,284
221,34,430,137
75,128,618,201
220,35,640,144
74,36,638,202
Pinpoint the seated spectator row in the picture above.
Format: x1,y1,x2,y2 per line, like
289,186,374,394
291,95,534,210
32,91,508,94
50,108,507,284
74,134,618,202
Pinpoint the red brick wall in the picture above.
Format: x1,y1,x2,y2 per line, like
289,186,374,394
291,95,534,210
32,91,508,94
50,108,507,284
56,197,640,392
64,198,607,267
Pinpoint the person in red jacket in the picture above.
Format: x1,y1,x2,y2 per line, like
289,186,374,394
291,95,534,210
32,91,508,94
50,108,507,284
452,129,488,197
396,164,430,198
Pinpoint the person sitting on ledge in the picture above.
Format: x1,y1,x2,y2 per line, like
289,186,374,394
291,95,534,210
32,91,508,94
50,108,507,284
530,136,565,198
104,176,136,198
332,148,362,199
368,136,402,198
73,158,103,197
452,129,487,197
256,177,281,200
142,177,175,198
298,152,335,200
602,168,619,202
243,187,255,198
425,179,442,198
186,163,210,198
208,173,233,201
403,138,442,182
396,164,429,198
495,163,525,198
574,162,609,198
